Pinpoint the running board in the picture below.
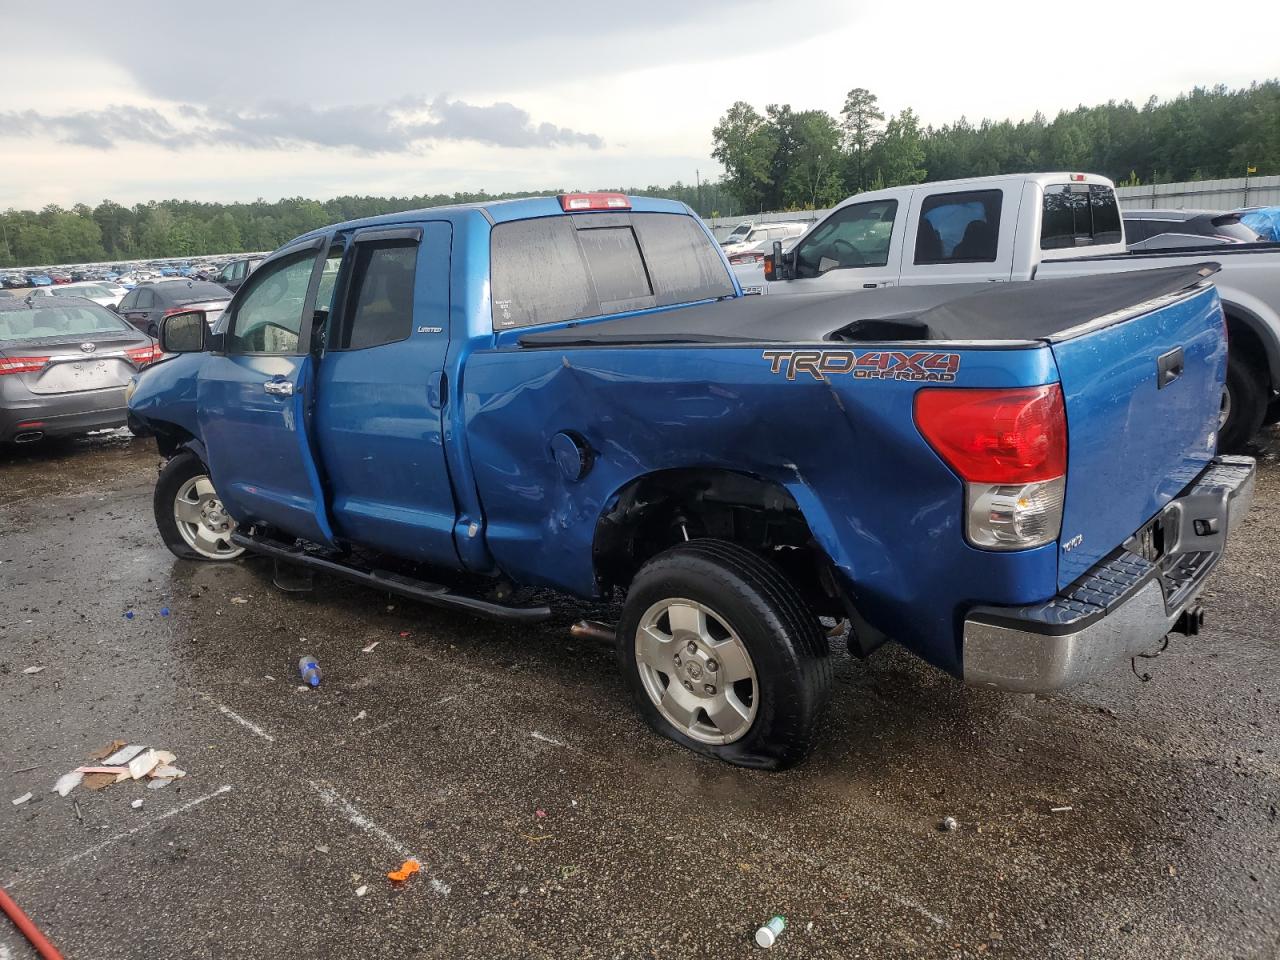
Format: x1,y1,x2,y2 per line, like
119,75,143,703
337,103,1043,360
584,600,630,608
229,532,552,624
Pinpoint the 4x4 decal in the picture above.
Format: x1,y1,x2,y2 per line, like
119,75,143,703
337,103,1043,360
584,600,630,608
762,349,961,383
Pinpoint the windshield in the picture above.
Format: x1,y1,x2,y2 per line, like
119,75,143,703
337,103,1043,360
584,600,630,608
0,304,131,341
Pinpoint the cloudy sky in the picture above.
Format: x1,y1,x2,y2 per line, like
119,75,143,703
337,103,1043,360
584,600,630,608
0,0,1274,210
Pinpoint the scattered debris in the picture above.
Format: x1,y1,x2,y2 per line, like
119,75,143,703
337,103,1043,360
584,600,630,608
755,916,787,949
56,742,188,799
361,641,380,654
102,744,147,766
529,731,566,747
88,740,127,762
264,675,275,681
123,611,135,619
131,799,144,810
22,667,44,675
535,809,547,819
559,865,580,880
298,655,322,688
355,885,368,898
1050,806,1073,814
127,750,161,780
52,772,83,797
230,596,249,605
11,793,32,806
938,816,960,832
354,711,368,721
387,859,421,883
160,608,171,617
314,844,330,855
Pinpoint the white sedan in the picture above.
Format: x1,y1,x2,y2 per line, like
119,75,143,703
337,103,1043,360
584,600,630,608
28,281,128,309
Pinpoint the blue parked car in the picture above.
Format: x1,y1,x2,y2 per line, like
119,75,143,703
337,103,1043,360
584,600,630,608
23,272,53,287
127,193,1254,768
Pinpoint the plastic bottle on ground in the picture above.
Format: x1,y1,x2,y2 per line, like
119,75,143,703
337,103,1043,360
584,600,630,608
298,655,321,688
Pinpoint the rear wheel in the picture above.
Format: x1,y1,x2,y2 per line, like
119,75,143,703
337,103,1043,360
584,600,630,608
616,540,831,770
1219,354,1266,453
154,451,244,561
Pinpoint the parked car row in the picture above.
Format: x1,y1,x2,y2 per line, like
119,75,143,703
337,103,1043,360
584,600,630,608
0,253,267,292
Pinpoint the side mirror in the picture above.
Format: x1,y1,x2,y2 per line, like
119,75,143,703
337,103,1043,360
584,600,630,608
158,310,208,353
765,240,793,282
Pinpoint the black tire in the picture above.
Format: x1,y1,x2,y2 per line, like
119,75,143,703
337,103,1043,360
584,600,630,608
616,539,832,770
1219,353,1267,453
154,451,243,562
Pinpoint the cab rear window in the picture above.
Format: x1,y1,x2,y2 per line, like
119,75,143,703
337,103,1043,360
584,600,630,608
1041,184,1123,250
490,213,734,330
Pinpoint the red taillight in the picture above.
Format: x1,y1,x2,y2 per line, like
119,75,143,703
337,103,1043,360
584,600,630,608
914,385,1067,484
0,356,50,376
558,192,631,212
126,344,163,367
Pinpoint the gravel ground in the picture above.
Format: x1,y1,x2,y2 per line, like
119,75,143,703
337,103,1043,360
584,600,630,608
1,428,1277,959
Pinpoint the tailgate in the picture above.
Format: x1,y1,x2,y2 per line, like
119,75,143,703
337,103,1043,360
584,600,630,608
1052,284,1225,589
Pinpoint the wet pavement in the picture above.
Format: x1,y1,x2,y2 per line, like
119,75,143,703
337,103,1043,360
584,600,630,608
1,430,1278,959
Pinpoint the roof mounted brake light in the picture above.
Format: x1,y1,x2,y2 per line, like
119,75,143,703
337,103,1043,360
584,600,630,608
1069,174,1086,181
558,193,631,212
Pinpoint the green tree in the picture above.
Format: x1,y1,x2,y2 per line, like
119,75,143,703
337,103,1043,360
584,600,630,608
839,87,885,192
870,108,927,187
711,101,775,212
783,110,845,208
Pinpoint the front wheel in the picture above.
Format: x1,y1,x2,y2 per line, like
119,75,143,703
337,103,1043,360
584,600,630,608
154,451,244,561
616,540,832,770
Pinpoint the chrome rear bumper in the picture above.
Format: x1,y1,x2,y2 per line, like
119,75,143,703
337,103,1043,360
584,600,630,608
962,456,1255,693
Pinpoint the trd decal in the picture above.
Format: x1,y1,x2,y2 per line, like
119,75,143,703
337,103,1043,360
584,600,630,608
762,349,961,383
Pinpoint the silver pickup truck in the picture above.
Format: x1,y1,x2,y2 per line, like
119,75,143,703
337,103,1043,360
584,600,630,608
756,172,1280,450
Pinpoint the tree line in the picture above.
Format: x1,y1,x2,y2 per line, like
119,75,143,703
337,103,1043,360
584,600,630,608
712,80,1280,213
0,181,736,269
3,80,1276,268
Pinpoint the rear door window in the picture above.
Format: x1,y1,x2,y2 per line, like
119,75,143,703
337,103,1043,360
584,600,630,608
490,212,732,330
334,241,418,350
914,190,1002,264
1042,184,1124,249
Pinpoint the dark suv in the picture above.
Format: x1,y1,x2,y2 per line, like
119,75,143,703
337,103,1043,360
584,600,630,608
1123,209,1266,251
214,256,265,293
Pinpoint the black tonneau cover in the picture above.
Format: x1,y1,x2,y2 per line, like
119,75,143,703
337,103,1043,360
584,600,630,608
518,262,1218,347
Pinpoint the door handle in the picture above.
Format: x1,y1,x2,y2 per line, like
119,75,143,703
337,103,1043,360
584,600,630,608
1157,346,1184,390
263,379,294,397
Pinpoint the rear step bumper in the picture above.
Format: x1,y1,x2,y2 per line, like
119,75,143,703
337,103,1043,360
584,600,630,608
961,455,1255,693
229,531,552,624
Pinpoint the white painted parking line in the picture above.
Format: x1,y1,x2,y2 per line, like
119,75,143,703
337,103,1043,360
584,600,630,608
212,703,276,743
529,730,566,747
4,785,234,890
307,781,416,861
196,693,276,743
307,780,450,897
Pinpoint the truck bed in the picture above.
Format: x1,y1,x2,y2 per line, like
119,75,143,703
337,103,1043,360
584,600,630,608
520,263,1218,347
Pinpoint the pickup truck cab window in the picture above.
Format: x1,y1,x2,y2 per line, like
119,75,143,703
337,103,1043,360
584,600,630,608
914,190,1003,264
226,251,315,354
1041,183,1123,250
793,200,897,278
334,241,418,350
491,212,733,330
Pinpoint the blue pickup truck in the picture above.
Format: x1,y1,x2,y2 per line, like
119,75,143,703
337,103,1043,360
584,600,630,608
127,193,1255,769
